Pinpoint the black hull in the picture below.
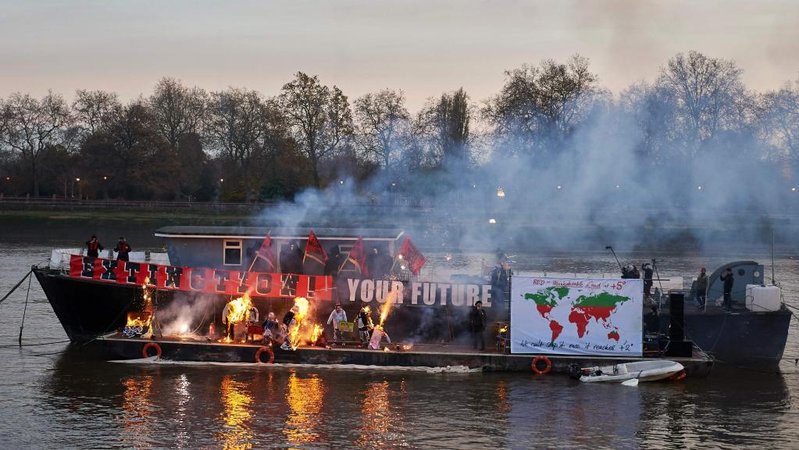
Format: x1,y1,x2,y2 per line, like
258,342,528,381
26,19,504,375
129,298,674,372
683,309,791,369
33,267,173,343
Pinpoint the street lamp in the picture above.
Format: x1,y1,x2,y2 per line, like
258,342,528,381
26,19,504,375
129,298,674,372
496,187,505,198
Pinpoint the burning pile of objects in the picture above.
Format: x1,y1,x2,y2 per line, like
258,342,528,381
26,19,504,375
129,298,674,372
123,277,154,338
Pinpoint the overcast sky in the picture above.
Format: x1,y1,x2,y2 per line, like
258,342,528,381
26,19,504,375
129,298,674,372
1,0,797,111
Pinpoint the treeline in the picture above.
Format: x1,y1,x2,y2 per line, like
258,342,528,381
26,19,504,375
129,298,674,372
1,51,798,203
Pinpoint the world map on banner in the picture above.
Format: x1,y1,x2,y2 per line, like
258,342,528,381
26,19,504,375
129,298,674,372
510,277,643,356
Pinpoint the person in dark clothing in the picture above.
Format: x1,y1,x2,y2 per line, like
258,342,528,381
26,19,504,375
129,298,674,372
720,268,734,310
280,242,303,274
642,263,653,297
695,267,708,308
490,259,512,303
114,236,132,261
356,306,374,345
324,246,343,277
86,235,103,258
366,247,393,279
280,305,300,350
469,301,488,351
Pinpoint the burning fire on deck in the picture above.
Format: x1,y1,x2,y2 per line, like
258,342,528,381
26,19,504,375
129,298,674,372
221,294,254,343
286,297,310,350
123,277,154,337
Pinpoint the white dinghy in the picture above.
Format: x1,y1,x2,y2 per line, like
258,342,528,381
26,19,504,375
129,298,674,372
579,360,684,384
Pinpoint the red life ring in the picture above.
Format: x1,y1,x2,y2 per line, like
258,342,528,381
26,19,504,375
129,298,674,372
531,355,552,375
142,342,162,359
255,346,274,364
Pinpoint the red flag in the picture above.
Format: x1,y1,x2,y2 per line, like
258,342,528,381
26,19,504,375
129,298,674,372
399,237,426,275
340,236,369,277
303,230,328,274
253,235,276,271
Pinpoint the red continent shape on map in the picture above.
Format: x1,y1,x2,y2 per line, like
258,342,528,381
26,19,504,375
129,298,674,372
580,306,614,322
607,330,620,341
537,304,553,318
568,310,590,337
549,319,564,342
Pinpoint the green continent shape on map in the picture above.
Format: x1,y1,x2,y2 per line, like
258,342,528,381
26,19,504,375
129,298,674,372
568,292,630,338
524,287,570,341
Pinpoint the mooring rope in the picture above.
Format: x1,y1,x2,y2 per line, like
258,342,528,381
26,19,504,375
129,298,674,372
17,272,33,345
0,269,33,306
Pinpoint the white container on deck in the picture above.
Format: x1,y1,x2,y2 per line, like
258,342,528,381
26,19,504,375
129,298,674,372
745,284,782,312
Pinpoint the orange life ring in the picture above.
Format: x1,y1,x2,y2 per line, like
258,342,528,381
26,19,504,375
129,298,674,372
142,342,162,359
255,346,274,364
531,355,552,375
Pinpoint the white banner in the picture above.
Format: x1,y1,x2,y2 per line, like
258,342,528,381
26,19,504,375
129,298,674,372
510,276,643,356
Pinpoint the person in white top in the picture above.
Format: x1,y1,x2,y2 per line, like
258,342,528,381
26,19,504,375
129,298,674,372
326,303,347,343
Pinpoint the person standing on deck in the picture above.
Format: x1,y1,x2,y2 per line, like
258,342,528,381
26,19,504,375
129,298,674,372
326,302,347,343
695,267,708,308
720,268,734,310
356,306,374,346
642,263,653,298
86,235,103,258
469,300,487,351
114,237,131,261
221,301,234,340
280,305,300,350
490,257,512,304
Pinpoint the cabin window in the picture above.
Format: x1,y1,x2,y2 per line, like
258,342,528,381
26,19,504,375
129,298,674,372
223,240,242,266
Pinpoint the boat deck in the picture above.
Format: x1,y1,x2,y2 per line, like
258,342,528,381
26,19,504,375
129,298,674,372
94,333,713,377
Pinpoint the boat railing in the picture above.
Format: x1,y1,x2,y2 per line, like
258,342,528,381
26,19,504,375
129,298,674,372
48,249,171,272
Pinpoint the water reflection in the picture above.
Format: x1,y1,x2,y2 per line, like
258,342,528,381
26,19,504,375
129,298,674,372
218,375,254,449
283,372,325,446
121,374,154,448
173,374,192,448
507,378,642,448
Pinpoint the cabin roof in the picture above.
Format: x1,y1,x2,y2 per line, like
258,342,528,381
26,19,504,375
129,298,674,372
154,226,405,242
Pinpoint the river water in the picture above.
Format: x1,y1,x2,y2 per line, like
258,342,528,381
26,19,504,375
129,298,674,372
2,238,799,449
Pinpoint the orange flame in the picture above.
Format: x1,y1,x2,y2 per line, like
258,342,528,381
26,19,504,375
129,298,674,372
378,289,399,326
310,324,323,343
287,297,310,350
126,312,152,329
226,295,253,325
141,276,153,313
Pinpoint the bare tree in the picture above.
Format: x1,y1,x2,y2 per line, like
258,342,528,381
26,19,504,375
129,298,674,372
0,92,71,196
656,51,750,156
205,88,269,169
761,78,799,161
278,72,353,187
149,77,207,150
72,90,120,136
485,55,600,157
354,89,410,171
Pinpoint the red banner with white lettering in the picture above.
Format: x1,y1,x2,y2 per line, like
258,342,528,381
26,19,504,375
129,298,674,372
68,254,333,300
